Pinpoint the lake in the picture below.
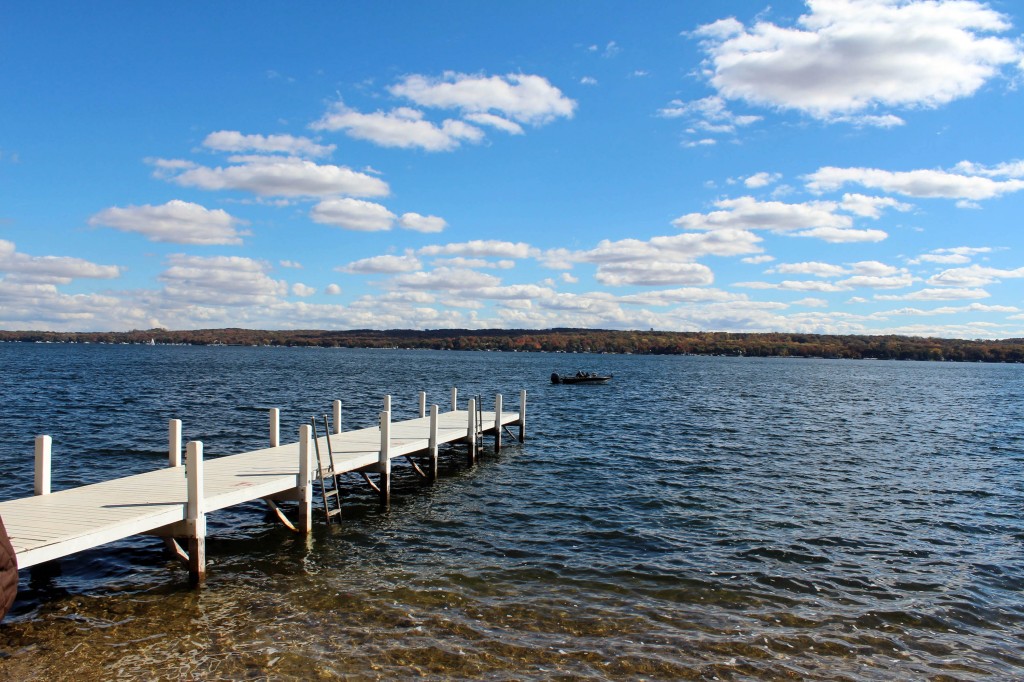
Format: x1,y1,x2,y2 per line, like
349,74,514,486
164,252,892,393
0,343,1021,680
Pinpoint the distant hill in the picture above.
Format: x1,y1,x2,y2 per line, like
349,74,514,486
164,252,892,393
2,328,1023,363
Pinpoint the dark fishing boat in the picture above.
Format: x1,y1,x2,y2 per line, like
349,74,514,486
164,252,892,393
551,371,612,385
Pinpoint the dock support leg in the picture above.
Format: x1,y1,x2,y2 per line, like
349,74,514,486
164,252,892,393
518,390,527,443
269,408,280,447
429,404,439,480
333,400,342,434
298,424,313,533
168,419,182,467
379,410,391,508
34,435,51,496
494,393,503,453
451,387,458,411
467,398,477,465
419,391,426,418
186,441,206,585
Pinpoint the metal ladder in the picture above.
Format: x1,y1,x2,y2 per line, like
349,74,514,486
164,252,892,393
310,415,343,524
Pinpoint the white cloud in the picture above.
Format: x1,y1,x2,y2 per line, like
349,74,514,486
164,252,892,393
0,239,121,284
595,261,714,287
291,283,316,297
926,264,1024,287
560,272,578,284
875,288,990,301
580,76,598,85
837,274,914,289
202,130,335,158
341,254,422,274
311,198,396,231
325,283,342,295
418,240,534,259
389,72,577,125
674,196,851,232
618,287,748,306
745,172,781,188
770,261,848,277
389,267,502,291
398,212,447,233
953,159,1024,178
463,113,525,135
840,193,912,218
159,255,287,306
793,297,829,307
312,103,485,151
659,95,762,138
90,200,249,245
156,156,389,198
805,166,1024,199
795,226,889,243
909,246,993,265
737,280,848,292
742,255,775,264
693,0,1023,121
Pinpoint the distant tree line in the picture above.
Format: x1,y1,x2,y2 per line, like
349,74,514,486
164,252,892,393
2,328,1024,362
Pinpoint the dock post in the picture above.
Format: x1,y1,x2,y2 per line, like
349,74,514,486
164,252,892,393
467,398,477,465
419,391,426,418
518,390,527,443
383,394,391,414
429,404,439,480
34,435,51,495
379,410,392,507
297,424,313,533
451,387,458,411
333,400,342,434
168,419,182,467
494,393,503,453
186,441,206,585
269,408,280,447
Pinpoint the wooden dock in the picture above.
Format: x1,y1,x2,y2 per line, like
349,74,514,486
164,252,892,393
0,389,525,585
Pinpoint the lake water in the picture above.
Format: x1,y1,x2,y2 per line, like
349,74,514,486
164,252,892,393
0,343,1021,680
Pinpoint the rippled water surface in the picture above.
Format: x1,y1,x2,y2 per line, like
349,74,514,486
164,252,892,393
0,343,1022,680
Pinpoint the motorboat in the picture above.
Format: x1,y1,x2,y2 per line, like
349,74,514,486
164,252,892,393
551,371,612,385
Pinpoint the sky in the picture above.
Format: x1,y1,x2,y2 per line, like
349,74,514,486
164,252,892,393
2,1,1024,338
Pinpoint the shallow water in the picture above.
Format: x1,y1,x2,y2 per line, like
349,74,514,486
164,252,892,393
0,344,1022,680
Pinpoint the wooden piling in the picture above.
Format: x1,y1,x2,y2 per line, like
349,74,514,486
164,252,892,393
451,387,458,411
383,394,391,414
494,393,503,453
186,441,206,585
333,400,342,434
297,424,313,533
168,419,182,467
34,435,51,496
269,408,280,448
518,390,527,443
429,404,439,480
467,398,477,465
379,410,392,507
419,391,426,418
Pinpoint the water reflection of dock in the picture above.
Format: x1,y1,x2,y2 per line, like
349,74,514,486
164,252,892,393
0,389,525,587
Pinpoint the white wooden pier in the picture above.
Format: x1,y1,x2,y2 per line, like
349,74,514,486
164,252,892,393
0,389,525,585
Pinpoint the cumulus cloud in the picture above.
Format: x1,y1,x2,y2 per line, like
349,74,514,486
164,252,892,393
770,261,848,277
310,198,396,231
324,283,342,295
0,239,121,284
658,95,762,139
745,171,781,188
159,255,287,306
794,226,888,243
875,287,990,301
674,196,852,232
926,264,1024,287
291,283,316,297
90,200,249,245
418,240,534,259
908,246,993,265
388,72,576,125
805,166,1024,199
341,254,422,274
311,103,484,151
595,261,715,287
202,130,335,158
839,193,912,218
389,267,502,291
692,0,1023,122
398,212,447,233
155,156,389,198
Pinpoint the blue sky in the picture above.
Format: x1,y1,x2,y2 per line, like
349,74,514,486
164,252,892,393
2,1,1024,337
